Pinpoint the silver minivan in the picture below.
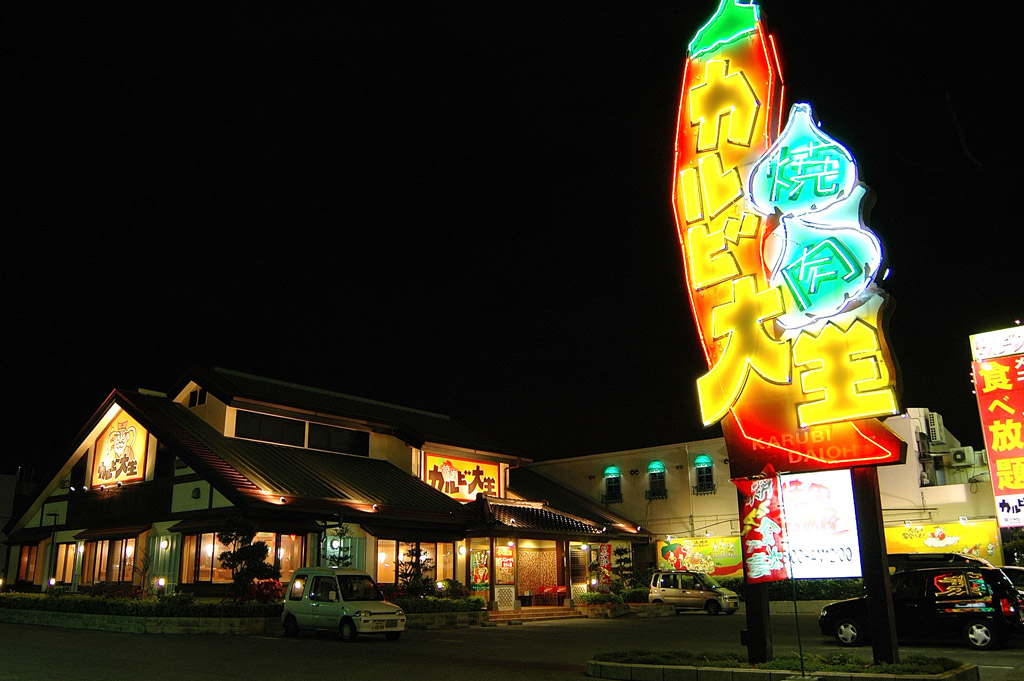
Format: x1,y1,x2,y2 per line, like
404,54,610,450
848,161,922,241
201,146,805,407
648,570,739,615
282,567,406,641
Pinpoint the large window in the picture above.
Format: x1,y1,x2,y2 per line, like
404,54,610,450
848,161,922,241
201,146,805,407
646,460,667,499
54,543,77,584
308,423,369,456
234,410,304,446
82,538,136,584
17,545,38,582
375,540,454,584
180,532,305,584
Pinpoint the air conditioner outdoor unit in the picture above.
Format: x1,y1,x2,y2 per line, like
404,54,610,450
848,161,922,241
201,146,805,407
951,446,974,467
927,412,946,444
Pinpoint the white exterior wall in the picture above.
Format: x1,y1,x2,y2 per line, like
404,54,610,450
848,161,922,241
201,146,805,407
527,438,737,539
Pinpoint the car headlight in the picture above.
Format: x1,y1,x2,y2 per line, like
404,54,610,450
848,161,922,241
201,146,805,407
353,610,372,618
394,609,405,617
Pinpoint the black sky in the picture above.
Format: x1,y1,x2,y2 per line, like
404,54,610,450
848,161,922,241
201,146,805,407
3,2,1020,478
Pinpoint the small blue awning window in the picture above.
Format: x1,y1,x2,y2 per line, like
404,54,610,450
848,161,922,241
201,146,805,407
693,454,713,468
603,465,621,479
647,460,666,474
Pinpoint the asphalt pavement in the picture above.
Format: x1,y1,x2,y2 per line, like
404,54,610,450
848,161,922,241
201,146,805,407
1,611,1022,681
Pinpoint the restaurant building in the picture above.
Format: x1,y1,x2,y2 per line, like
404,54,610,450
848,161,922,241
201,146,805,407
3,367,646,607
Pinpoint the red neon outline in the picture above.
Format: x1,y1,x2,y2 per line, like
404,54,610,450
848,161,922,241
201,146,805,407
730,409,901,467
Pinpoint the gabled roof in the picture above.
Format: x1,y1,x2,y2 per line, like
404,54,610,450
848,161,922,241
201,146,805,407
113,390,472,520
483,496,604,535
508,466,647,538
175,367,515,455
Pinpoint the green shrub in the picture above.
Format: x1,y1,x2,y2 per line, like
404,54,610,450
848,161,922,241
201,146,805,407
0,592,282,617
715,577,863,601
392,596,485,613
621,588,649,603
575,592,623,605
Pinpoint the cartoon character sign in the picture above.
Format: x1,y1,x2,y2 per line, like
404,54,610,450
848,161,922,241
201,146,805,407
92,409,147,487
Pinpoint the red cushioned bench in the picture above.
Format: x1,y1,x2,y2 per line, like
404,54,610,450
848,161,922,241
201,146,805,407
534,585,567,606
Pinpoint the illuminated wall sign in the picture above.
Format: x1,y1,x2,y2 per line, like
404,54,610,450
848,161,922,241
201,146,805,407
884,520,1004,565
970,325,1024,528
735,476,788,582
92,409,148,487
657,536,742,577
674,0,905,478
423,453,500,502
779,469,861,579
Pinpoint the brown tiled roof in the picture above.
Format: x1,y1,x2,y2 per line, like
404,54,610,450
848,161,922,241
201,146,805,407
114,390,471,520
486,497,604,534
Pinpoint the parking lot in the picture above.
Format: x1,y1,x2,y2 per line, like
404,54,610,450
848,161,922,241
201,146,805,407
2,611,1023,681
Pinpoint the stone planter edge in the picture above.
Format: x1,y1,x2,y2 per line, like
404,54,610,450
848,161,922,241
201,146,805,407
586,661,980,681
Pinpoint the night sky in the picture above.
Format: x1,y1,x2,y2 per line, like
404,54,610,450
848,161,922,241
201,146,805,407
3,2,1020,480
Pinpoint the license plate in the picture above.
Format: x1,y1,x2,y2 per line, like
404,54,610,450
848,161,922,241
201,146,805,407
372,621,385,630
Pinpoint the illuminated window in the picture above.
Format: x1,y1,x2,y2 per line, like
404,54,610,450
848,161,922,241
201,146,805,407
81,538,136,584
181,531,304,584
374,539,453,584
693,455,716,495
17,545,38,583
602,466,622,503
54,543,77,584
646,461,668,500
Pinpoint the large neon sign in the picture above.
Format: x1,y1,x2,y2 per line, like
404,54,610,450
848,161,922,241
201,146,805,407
674,1,905,477
92,409,147,487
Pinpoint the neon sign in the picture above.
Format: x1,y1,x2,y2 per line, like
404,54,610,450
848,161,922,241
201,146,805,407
92,409,147,487
423,453,500,502
674,1,905,477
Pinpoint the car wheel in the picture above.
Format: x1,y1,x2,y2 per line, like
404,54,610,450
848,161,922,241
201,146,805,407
385,631,402,641
705,600,722,616
282,615,299,638
834,618,863,646
963,620,998,650
339,618,358,642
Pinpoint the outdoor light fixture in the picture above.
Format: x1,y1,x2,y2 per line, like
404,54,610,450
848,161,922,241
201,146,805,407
458,546,466,556
49,578,56,586
959,516,969,525
507,540,514,547
580,543,589,551
372,504,378,511
116,481,123,488
157,578,166,588
331,539,341,550
159,539,169,550
279,497,286,504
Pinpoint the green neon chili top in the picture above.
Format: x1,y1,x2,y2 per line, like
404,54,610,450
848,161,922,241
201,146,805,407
688,0,760,59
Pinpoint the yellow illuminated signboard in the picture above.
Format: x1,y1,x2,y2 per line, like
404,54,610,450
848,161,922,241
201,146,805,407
423,453,500,502
92,409,147,487
674,1,905,477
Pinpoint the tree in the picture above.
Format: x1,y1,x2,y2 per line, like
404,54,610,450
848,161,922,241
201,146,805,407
320,524,353,568
216,516,280,601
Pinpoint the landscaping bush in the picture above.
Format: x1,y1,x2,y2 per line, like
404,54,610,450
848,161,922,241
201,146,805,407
621,587,649,603
574,592,623,605
0,592,282,617
716,577,863,601
392,596,485,613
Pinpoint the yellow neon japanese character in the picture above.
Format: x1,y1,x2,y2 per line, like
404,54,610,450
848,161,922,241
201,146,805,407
995,457,1024,490
792,319,899,427
979,361,1013,393
989,419,1024,453
697,276,790,425
688,60,760,152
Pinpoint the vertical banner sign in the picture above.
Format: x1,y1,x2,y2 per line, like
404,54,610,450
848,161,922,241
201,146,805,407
598,543,613,591
970,326,1024,527
735,476,788,582
495,545,515,585
674,1,906,478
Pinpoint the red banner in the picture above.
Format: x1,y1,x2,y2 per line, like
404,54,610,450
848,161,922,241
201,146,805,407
734,476,789,582
972,352,1024,527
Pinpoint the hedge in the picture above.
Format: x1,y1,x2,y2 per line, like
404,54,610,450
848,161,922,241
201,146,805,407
715,577,863,601
391,596,486,613
0,593,282,618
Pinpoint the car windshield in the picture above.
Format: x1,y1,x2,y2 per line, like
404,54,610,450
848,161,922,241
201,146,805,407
699,574,721,588
338,575,384,601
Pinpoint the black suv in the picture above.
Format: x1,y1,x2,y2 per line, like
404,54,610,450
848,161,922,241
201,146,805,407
818,567,1024,650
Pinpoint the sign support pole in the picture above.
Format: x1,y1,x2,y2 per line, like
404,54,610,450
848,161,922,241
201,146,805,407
738,488,773,663
852,466,899,664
